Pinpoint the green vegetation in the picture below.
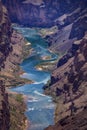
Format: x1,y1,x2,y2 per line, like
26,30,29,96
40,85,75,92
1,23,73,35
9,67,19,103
9,94,26,130
38,26,58,37
15,94,23,103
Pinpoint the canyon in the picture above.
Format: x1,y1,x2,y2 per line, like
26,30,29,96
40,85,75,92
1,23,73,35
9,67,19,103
2,0,87,27
0,0,87,130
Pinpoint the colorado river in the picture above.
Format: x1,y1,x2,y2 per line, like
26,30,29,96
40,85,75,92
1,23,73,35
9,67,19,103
10,27,58,130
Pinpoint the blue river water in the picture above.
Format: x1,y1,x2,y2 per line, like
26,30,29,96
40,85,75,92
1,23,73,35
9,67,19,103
10,27,58,130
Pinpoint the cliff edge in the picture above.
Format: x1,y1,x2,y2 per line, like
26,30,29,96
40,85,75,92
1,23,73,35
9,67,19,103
0,2,28,130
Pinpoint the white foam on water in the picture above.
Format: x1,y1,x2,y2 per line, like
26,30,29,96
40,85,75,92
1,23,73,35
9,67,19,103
34,90,50,97
34,90,46,97
27,108,35,111
28,99,38,102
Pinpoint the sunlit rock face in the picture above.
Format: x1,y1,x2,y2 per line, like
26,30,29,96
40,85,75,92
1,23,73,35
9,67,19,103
44,37,87,130
2,0,87,27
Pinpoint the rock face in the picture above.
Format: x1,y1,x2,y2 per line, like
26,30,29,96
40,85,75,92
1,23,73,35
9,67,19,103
2,0,87,55
0,80,10,130
0,0,28,87
41,0,87,54
0,0,12,70
0,2,11,130
44,37,87,129
2,0,87,27
0,2,27,130
45,107,87,130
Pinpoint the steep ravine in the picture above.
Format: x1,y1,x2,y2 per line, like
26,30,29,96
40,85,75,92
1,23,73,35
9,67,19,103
10,26,58,130
2,0,87,27
1,0,87,130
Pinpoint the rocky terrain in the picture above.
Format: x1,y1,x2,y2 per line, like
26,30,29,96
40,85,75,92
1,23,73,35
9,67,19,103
2,0,87,55
44,35,87,129
45,107,87,130
0,80,10,130
44,1,87,54
0,1,11,129
2,0,87,27
0,0,87,130
42,2,87,129
0,1,29,130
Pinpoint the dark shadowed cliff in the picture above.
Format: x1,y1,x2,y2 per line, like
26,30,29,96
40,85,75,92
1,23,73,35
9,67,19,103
0,80,10,130
0,1,28,130
0,1,11,129
2,0,87,27
0,0,12,70
45,107,87,130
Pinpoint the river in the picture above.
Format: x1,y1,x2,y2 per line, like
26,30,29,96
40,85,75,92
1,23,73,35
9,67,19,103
10,27,58,130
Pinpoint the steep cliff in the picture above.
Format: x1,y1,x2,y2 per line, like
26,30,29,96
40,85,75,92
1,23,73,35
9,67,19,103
0,0,12,70
2,0,87,55
2,0,87,27
45,107,87,130
44,1,87,53
0,80,10,130
0,2,28,130
0,1,11,129
44,35,87,129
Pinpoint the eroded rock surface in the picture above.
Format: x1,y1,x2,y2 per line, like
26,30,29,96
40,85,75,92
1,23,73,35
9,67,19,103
2,0,87,27
44,37,87,130
0,2,27,130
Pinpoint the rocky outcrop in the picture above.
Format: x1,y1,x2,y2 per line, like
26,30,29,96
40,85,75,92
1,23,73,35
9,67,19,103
0,0,12,70
0,80,10,130
0,2,11,129
45,107,87,130
44,37,87,129
0,0,30,87
0,2,28,130
57,42,80,67
2,0,87,27
42,0,87,54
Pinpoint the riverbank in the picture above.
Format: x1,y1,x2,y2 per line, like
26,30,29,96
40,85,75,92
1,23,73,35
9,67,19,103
6,89,29,130
7,31,33,130
0,19,32,130
0,30,32,88
9,27,58,130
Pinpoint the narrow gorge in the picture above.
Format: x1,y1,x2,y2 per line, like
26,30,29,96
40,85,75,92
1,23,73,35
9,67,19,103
0,0,87,130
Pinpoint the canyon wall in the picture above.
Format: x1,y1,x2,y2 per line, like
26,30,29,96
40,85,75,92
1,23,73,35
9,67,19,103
2,0,87,55
0,0,12,70
43,1,87,128
0,1,11,129
0,80,10,130
2,0,87,27
44,1,87,53
0,1,28,130
44,36,87,130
